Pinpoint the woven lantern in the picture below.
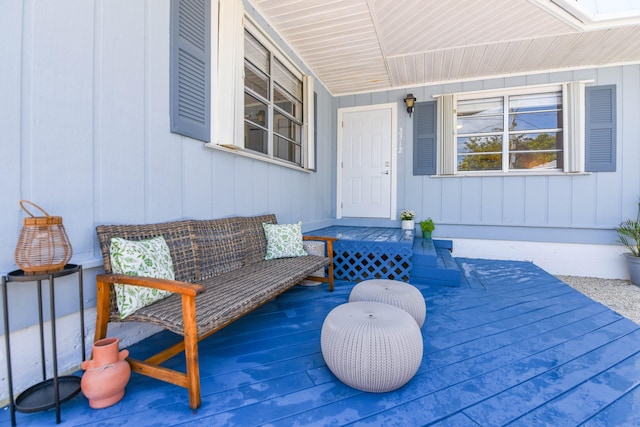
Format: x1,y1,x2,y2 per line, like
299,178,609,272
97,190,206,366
15,200,73,275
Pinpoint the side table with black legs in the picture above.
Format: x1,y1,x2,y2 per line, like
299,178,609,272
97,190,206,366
2,264,85,426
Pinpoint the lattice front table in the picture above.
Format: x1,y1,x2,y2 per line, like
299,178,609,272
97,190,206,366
305,226,413,282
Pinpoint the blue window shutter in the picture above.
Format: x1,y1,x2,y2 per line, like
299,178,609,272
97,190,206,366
170,0,211,142
413,101,437,175
585,85,616,172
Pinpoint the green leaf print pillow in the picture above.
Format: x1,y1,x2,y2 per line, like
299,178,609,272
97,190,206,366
110,236,174,318
262,221,308,260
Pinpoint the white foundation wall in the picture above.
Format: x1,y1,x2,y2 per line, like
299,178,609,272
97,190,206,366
451,238,629,279
0,308,161,405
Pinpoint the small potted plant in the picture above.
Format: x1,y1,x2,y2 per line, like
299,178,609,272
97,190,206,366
400,209,416,231
616,199,640,286
419,218,435,239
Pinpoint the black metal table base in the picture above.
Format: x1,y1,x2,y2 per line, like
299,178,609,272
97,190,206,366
15,376,82,413
2,264,85,425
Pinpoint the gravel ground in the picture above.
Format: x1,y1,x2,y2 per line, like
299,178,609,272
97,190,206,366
557,275,640,325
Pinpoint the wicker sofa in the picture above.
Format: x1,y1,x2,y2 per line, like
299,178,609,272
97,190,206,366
93,214,335,410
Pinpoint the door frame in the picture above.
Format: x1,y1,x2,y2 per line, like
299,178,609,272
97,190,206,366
337,102,398,219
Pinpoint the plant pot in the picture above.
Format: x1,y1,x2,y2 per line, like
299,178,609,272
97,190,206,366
81,337,131,409
422,231,432,239
401,220,414,231
624,252,640,286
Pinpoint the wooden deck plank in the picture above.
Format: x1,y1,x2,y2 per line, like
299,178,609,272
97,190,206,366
461,328,640,425
513,355,639,424
580,383,640,426
428,310,628,385
426,309,623,376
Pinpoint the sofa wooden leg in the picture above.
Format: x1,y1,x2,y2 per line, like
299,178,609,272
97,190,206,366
326,239,335,292
182,294,201,410
94,277,111,342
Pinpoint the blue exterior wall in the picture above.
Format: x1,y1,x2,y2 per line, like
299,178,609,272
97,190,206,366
335,66,640,246
0,1,335,333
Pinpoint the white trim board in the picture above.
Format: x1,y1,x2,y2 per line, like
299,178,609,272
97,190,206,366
451,238,629,279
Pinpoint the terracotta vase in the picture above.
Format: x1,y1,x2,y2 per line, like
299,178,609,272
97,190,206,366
81,337,131,409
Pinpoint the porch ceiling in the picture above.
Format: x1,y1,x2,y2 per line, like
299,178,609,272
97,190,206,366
249,0,640,95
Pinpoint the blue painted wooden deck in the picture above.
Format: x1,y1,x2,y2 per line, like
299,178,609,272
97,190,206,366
4,252,640,425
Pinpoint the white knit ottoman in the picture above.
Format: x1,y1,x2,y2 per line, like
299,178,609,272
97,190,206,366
320,301,423,392
349,279,426,327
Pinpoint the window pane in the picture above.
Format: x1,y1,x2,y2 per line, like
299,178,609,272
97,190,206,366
274,84,302,120
274,114,301,143
509,152,559,170
457,97,504,134
244,123,268,154
273,58,302,100
509,132,562,151
457,136,502,154
458,97,503,116
244,93,268,128
274,135,301,163
509,111,561,131
509,92,561,113
508,132,562,170
458,153,502,171
244,61,269,99
245,31,269,74
458,115,503,133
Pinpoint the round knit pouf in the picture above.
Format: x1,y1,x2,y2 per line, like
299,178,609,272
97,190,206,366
349,279,426,327
320,301,423,392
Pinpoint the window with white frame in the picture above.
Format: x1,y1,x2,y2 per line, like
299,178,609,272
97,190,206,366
243,24,310,168
422,82,591,176
456,89,563,172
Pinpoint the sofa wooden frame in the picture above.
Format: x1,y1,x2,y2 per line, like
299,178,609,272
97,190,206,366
93,214,335,409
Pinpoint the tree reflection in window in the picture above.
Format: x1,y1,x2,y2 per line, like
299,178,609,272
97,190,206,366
457,92,563,172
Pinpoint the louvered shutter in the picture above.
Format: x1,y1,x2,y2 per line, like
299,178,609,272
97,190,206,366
585,85,616,172
170,0,210,142
413,101,437,175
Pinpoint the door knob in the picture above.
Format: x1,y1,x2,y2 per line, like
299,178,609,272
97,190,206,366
382,170,389,175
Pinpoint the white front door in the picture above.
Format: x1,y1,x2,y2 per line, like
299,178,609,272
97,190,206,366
338,104,396,219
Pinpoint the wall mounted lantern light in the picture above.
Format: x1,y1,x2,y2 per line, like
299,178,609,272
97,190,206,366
404,93,417,117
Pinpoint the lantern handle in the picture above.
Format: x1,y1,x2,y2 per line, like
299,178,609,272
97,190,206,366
19,200,52,218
